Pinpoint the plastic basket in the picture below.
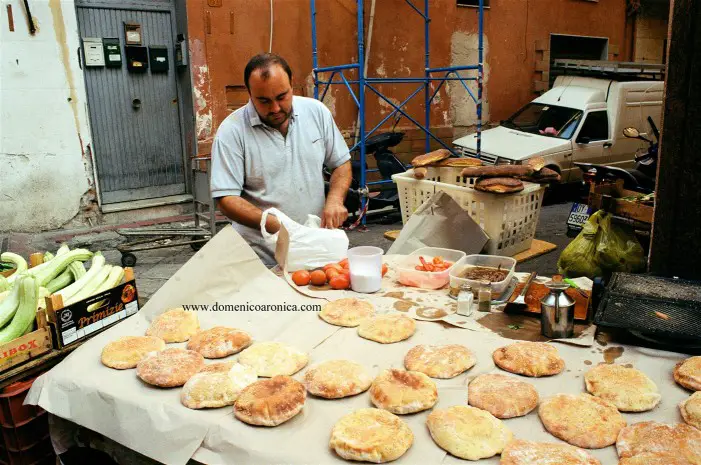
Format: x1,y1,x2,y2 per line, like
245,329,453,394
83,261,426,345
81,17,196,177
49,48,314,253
392,167,546,257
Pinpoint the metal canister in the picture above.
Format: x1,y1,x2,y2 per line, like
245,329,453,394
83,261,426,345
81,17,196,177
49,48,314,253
540,280,576,338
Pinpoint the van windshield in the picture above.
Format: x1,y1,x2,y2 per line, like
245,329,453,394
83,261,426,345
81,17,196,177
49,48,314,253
502,103,583,139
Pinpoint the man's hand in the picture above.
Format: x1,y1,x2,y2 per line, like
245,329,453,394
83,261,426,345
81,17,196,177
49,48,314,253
323,161,352,228
321,199,348,229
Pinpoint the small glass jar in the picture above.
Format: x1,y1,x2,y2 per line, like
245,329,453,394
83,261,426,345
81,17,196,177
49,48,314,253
478,281,492,312
457,284,474,316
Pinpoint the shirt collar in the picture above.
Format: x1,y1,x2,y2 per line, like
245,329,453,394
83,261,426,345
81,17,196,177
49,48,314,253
246,96,299,128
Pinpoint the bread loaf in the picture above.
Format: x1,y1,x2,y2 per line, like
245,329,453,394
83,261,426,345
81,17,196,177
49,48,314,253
474,177,524,194
435,157,482,168
460,165,534,178
519,167,561,183
411,149,451,167
413,167,428,179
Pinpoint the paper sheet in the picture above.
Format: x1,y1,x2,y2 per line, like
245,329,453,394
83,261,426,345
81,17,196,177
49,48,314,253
26,226,694,465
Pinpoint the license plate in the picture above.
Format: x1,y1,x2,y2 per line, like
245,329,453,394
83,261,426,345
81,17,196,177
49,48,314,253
567,203,592,229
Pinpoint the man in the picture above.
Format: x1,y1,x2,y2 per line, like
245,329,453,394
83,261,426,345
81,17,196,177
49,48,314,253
210,53,352,266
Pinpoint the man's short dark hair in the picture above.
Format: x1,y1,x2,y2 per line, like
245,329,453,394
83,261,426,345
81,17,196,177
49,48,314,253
244,53,293,90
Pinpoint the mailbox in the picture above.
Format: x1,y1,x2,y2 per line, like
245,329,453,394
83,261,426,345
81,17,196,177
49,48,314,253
149,46,169,73
126,46,148,72
103,38,122,68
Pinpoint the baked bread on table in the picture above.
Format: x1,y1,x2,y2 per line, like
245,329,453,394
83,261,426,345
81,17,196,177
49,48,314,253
145,307,199,343
404,344,476,379
186,326,252,359
136,348,205,388
303,360,372,399
237,341,308,377
319,298,375,327
357,314,416,343
474,177,525,194
181,363,257,409
674,356,701,391
330,408,413,463
426,405,512,461
500,439,601,465
680,391,701,429
493,342,565,377
101,336,166,370
233,376,306,426
435,157,483,167
584,363,661,412
467,373,539,419
369,368,438,414
616,421,701,463
460,165,535,178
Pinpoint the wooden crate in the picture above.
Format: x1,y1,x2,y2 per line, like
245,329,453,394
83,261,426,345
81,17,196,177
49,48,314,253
589,180,654,224
0,312,52,374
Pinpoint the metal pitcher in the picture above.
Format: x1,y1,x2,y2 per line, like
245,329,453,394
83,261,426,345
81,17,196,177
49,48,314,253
540,280,576,338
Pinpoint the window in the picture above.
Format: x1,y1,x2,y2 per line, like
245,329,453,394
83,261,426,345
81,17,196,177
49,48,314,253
577,111,609,143
502,103,583,140
457,0,490,7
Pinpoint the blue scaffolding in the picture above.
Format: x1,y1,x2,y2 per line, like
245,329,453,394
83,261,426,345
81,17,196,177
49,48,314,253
311,0,484,225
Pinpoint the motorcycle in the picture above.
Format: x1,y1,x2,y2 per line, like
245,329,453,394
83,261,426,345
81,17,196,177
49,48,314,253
324,114,408,227
565,117,659,236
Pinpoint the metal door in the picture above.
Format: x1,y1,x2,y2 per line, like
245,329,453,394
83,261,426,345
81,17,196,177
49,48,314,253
77,4,185,204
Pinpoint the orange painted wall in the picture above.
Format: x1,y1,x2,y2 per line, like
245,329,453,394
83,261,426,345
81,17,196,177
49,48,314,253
188,0,630,156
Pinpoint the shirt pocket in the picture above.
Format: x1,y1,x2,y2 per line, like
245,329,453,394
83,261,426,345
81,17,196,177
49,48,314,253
306,129,326,164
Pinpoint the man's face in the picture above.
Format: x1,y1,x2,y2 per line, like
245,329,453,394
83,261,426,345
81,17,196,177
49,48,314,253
248,64,293,129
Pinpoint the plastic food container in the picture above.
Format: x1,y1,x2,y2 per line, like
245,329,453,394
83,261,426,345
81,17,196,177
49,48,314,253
397,247,466,290
347,246,384,293
449,255,517,296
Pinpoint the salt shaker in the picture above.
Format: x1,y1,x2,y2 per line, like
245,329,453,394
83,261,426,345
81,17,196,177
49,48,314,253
457,284,474,316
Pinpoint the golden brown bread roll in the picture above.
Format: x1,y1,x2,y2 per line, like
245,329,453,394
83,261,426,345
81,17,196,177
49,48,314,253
460,165,534,178
519,167,561,183
413,167,428,179
435,157,483,167
411,149,451,167
474,177,525,194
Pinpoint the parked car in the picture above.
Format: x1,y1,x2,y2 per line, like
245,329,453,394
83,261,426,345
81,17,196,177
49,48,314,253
452,76,664,184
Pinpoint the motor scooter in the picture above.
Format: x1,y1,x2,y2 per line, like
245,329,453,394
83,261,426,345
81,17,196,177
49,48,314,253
324,114,408,226
565,117,659,236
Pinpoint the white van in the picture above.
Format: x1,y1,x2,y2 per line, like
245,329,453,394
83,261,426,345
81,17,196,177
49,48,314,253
452,76,664,182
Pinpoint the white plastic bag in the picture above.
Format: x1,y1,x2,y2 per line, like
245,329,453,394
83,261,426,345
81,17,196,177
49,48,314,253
260,208,349,271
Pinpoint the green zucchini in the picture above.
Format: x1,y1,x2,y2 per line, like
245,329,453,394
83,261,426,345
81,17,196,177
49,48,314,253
68,261,86,281
31,249,93,288
2,253,27,283
56,244,70,256
0,276,8,293
0,280,22,328
56,252,104,302
43,251,54,262
46,268,73,294
86,267,125,312
66,265,112,306
0,276,38,344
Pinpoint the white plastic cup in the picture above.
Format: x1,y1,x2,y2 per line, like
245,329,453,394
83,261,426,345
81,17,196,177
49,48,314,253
347,246,384,293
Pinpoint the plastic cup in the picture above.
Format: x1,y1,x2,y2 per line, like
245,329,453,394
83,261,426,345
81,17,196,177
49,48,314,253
347,246,384,293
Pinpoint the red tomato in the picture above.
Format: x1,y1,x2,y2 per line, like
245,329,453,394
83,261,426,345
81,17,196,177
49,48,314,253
326,268,340,281
329,274,351,290
382,263,388,277
291,270,311,286
310,270,327,286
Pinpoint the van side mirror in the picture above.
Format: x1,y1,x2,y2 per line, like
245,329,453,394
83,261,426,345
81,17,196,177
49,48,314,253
577,136,591,145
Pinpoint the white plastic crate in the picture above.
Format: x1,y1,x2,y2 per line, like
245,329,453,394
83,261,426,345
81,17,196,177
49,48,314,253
392,167,546,257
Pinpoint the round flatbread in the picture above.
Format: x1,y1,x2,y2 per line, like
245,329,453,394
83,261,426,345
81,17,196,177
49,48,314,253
538,393,626,449
181,363,257,409
618,453,696,465
303,360,372,399
681,392,701,430
616,421,701,463
404,344,476,379
136,348,204,388
330,408,413,463
675,356,701,391
186,326,252,359
145,308,199,343
358,314,416,344
500,439,601,465
493,342,565,377
369,369,437,414
101,336,165,369
467,373,538,419
199,360,237,374
319,298,375,327
237,342,308,377
426,405,512,461
233,376,306,426
584,363,660,412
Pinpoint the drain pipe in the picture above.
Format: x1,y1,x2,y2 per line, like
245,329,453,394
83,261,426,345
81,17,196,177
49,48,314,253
352,0,376,148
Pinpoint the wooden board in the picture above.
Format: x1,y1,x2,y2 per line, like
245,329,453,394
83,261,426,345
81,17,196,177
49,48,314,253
508,282,590,322
383,230,401,241
511,239,557,263
0,327,53,374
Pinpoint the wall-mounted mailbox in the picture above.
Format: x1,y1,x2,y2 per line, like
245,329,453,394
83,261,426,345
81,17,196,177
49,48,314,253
149,46,169,73
83,38,105,67
124,23,142,45
125,46,148,72
103,38,122,68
